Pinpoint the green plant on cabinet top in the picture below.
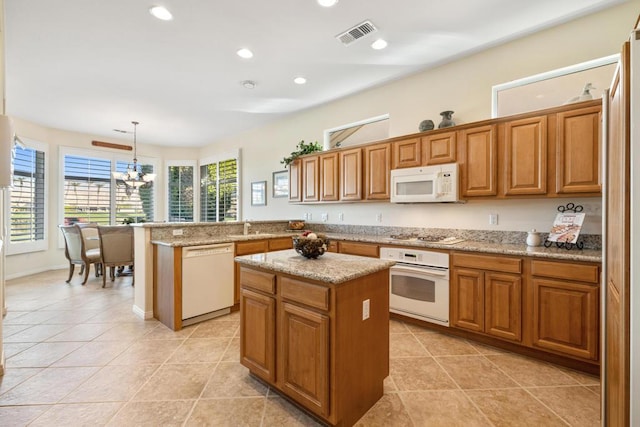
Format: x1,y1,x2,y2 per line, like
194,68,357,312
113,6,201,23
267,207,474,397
281,140,323,167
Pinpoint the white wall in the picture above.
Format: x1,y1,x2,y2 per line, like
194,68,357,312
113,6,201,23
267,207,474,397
200,2,636,231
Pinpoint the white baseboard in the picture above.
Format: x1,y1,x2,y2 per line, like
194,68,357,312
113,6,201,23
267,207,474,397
132,304,153,320
5,264,67,281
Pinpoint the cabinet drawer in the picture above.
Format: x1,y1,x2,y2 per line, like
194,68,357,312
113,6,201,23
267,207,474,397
268,237,293,251
531,260,599,284
281,277,329,311
338,241,379,258
236,240,269,256
240,267,276,294
452,253,521,274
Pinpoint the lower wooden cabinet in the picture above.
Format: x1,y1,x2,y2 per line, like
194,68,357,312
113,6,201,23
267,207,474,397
451,263,522,342
240,287,276,382
530,260,600,360
338,241,379,257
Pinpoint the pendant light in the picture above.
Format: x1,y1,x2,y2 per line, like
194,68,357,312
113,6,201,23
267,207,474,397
112,121,156,188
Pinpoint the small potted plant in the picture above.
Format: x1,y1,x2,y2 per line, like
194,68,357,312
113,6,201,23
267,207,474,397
281,140,323,167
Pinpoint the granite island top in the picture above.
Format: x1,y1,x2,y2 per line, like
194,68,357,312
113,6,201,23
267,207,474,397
152,232,601,263
235,249,396,284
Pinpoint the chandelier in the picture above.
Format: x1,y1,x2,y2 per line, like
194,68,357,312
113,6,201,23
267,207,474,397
112,121,156,188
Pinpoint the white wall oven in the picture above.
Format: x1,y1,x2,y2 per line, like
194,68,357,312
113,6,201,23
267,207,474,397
380,247,450,327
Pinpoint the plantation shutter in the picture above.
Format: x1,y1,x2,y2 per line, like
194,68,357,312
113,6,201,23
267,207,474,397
63,154,111,224
168,165,194,222
10,146,45,242
199,157,237,222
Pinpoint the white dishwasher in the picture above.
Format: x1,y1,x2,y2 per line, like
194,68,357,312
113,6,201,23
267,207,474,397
181,243,234,325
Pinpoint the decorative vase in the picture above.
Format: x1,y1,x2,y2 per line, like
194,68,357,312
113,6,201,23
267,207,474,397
526,229,542,247
419,119,434,132
438,110,455,128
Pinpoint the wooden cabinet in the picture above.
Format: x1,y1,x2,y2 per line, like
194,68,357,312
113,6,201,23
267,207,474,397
530,259,600,360
302,156,319,202
319,152,339,201
555,105,601,194
234,238,291,304
288,159,302,202
501,116,548,196
422,130,456,165
238,264,390,426
339,148,362,201
268,237,293,251
459,124,498,197
364,142,391,200
451,253,522,342
392,137,421,169
338,241,379,258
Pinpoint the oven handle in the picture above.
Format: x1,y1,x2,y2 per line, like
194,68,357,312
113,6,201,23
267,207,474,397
390,263,448,277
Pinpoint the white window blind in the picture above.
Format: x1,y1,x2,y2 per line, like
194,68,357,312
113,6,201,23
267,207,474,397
63,152,156,225
10,146,45,243
200,157,238,222
168,165,194,222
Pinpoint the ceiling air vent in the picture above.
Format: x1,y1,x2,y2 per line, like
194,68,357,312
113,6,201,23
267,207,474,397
336,20,377,46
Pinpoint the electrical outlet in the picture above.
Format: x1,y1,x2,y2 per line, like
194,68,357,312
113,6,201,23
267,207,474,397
338,212,344,221
376,213,383,223
489,213,498,225
321,213,328,222
362,299,370,320
307,213,312,221
172,229,184,236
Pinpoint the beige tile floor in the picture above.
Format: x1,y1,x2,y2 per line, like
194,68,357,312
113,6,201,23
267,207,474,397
0,270,601,426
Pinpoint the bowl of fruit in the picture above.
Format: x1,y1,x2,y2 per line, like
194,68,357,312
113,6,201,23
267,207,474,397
292,231,330,259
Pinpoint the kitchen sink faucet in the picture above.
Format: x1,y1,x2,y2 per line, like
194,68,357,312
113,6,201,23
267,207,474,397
243,222,251,235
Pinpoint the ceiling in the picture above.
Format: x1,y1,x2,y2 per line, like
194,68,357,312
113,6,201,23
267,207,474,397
3,0,625,147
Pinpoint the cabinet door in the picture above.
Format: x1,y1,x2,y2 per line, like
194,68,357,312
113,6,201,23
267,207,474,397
422,131,456,165
319,152,339,201
340,148,362,201
485,273,522,342
459,125,497,197
302,156,319,202
451,268,484,332
556,105,601,194
240,288,276,382
364,142,391,200
338,241,379,258
288,159,302,202
392,137,421,169
279,302,330,417
502,116,547,196
532,278,599,360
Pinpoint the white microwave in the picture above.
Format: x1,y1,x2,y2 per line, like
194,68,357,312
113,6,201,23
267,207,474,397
390,163,462,203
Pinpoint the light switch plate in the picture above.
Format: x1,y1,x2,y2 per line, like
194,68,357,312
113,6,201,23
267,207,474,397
321,213,328,222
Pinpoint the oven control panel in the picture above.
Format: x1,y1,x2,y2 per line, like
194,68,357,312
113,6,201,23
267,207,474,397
380,247,449,269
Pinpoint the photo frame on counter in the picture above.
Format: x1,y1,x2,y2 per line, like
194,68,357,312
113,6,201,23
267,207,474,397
272,170,289,198
251,181,267,206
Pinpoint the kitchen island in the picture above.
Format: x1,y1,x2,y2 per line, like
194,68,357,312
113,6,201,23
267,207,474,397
235,249,395,427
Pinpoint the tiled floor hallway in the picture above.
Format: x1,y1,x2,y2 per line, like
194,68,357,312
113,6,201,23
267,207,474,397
0,270,601,426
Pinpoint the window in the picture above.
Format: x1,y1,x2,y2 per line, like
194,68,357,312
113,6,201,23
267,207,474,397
61,148,156,225
200,156,238,222
167,163,195,222
9,142,47,253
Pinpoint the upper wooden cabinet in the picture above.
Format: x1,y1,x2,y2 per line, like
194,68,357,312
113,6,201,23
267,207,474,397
501,116,548,196
422,130,457,165
459,124,498,197
302,155,319,202
555,105,601,194
392,137,421,169
339,147,362,201
288,159,302,202
364,142,391,200
319,152,339,201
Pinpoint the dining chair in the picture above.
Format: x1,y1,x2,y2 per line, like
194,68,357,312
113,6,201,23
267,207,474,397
97,225,134,288
59,224,102,284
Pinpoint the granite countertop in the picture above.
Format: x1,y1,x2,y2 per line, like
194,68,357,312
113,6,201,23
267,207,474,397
235,249,396,284
151,231,601,263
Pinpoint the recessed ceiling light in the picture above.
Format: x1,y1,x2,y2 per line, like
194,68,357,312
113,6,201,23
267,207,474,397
241,80,256,89
237,48,254,59
294,77,307,85
371,39,388,50
317,0,339,7
149,6,173,21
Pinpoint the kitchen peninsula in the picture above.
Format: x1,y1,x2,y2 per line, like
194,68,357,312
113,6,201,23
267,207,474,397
235,249,395,427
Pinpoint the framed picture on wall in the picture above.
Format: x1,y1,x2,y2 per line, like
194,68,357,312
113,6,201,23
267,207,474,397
272,170,289,198
251,181,267,206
